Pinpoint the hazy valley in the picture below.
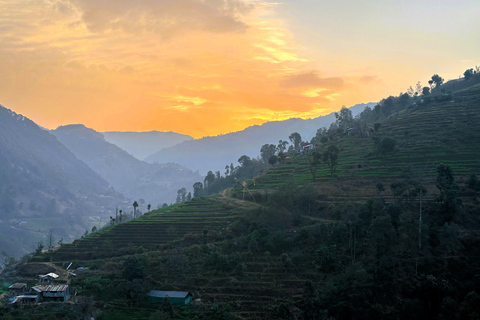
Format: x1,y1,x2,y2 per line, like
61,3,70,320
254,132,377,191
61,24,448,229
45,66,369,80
1,70,479,319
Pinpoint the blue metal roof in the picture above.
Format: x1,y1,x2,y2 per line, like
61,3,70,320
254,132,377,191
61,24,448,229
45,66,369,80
148,290,192,299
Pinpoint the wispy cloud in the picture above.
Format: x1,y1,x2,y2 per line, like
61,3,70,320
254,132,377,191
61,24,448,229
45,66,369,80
0,0,373,138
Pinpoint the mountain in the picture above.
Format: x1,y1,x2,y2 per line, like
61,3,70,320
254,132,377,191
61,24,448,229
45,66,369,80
23,76,480,319
0,105,121,258
144,102,375,174
52,125,202,206
102,131,193,160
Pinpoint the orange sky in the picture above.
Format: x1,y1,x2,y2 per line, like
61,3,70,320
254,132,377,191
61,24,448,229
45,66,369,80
1,0,479,138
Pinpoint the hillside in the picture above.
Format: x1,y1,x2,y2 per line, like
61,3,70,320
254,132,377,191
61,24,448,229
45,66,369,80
0,106,122,258
2,76,480,319
102,131,194,160
144,103,375,175
53,125,202,206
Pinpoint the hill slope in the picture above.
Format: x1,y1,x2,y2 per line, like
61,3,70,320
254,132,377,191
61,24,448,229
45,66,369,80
144,103,375,174
0,105,121,258
53,125,202,206
5,76,480,320
102,131,194,160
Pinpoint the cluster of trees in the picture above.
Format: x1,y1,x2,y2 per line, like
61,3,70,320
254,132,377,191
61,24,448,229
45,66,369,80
463,66,480,81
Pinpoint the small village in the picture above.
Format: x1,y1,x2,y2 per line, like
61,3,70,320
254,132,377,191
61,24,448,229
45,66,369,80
2,262,193,317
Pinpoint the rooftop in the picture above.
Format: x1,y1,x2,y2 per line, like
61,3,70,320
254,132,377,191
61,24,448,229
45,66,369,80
148,290,192,299
8,283,27,289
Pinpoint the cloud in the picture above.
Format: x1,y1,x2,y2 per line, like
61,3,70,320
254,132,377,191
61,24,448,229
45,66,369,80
0,0,362,138
281,71,344,89
66,0,252,37
358,75,379,84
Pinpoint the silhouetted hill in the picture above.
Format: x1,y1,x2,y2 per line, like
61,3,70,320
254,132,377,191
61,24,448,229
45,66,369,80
6,71,480,320
102,131,193,160
144,103,375,174
0,105,121,258
53,125,202,206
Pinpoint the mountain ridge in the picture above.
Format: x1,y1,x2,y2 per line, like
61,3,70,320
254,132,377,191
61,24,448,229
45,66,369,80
144,102,375,174
0,105,121,258
53,124,202,206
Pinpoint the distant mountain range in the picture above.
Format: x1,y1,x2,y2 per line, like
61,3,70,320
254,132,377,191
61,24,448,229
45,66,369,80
53,125,202,206
102,131,193,160
0,105,122,257
144,103,375,174
0,101,373,257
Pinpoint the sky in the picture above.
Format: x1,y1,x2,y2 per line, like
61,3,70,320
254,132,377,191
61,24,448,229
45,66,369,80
1,0,479,138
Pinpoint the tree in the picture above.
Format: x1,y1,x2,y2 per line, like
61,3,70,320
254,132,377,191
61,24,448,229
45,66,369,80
379,137,396,156
381,96,395,117
133,201,139,218
123,256,146,281
322,144,339,176
466,174,480,193
161,297,174,318
436,164,461,223
407,86,415,97
276,140,289,153
34,241,44,256
289,132,302,152
193,182,204,198
147,204,151,211
335,105,353,132
464,68,475,81
204,171,215,191
186,192,192,201
260,144,276,163
47,228,55,249
177,187,187,202
415,81,423,96
308,150,322,182
373,122,382,132
422,87,430,95
268,155,278,167
402,164,429,249
431,74,444,88
237,155,252,167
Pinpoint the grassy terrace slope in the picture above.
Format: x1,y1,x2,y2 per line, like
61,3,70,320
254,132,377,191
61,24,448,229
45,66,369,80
14,79,479,320
51,196,257,260
251,89,480,192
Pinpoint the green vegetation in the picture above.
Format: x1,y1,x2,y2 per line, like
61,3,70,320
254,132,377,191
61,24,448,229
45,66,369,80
2,69,480,319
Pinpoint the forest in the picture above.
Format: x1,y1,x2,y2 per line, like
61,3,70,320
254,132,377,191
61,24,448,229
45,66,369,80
1,68,480,319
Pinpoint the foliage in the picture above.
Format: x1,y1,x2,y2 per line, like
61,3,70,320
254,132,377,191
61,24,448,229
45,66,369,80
464,68,475,81
322,144,339,176
289,132,302,151
466,174,480,192
308,149,322,182
431,74,444,88
123,256,146,281
260,144,276,163
379,137,396,156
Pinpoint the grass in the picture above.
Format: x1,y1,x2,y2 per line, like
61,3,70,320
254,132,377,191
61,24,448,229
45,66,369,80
36,80,480,319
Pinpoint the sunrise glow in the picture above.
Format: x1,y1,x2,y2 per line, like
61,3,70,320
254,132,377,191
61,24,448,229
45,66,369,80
1,0,479,138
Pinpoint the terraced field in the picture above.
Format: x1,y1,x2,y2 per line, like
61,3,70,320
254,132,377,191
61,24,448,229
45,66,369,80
249,92,480,194
40,81,480,320
51,196,257,260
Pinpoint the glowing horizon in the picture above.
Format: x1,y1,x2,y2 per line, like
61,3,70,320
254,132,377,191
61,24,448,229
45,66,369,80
1,0,478,138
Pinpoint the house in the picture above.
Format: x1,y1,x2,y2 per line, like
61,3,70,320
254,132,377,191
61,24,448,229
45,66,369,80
147,290,193,305
8,283,28,296
39,284,70,302
10,295,39,306
39,272,59,283
300,143,314,153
